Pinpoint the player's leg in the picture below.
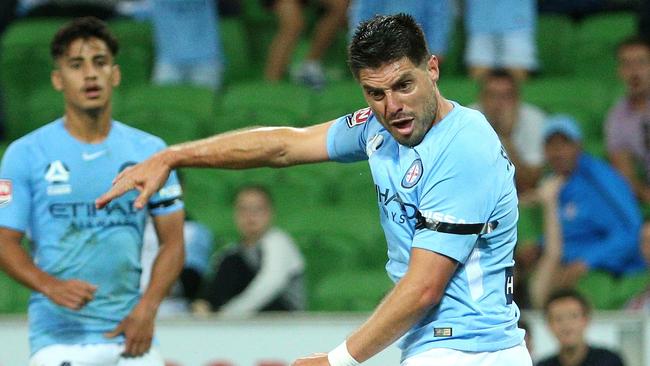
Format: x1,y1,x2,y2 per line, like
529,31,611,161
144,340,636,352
500,29,538,81
116,347,165,366
29,343,118,366
465,33,497,80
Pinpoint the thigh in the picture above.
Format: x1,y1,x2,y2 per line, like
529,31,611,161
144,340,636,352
117,347,164,366
465,33,497,67
29,343,120,366
499,30,538,70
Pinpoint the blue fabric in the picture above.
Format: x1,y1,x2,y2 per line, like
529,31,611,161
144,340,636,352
464,0,536,34
327,102,523,358
558,154,645,275
151,0,223,64
0,119,183,354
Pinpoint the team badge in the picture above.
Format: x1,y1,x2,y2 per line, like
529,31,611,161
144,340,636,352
44,160,71,196
401,159,423,188
0,179,12,207
346,107,372,128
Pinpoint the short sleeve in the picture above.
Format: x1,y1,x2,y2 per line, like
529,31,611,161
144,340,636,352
326,108,372,162
412,133,508,264
604,101,628,153
146,140,184,216
0,141,32,232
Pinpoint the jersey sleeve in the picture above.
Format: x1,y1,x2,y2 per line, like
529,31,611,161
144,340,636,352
412,129,511,264
146,140,184,216
0,141,32,232
326,107,372,162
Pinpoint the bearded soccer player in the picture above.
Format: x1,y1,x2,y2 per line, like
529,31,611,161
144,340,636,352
98,14,531,366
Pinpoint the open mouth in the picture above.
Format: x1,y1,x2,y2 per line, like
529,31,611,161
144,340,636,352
391,117,415,135
84,85,102,98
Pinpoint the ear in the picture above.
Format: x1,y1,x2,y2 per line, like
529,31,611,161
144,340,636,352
426,55,440,83
111,64,121,88
51,69,63,91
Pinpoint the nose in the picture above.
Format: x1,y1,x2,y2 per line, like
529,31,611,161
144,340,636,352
384,90,403,117
82,62,98,80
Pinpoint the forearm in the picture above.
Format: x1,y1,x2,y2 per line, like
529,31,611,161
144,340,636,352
346,274,439,362
163,124,331,170
0,235,53,294
139,239,185,312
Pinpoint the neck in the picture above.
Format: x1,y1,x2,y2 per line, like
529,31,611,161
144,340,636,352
434,97,454,123
63,104,112,143
559,343,588,366
629,93,649,111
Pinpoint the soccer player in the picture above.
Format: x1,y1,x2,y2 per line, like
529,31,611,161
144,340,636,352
98,14,531,366
0,17,185,365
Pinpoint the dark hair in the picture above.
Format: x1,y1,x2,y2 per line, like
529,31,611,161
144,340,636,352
50,16,119,60
348,13,430,80
543,288,591,317
616,35,650,56
481,68,519,92
233,184,274,206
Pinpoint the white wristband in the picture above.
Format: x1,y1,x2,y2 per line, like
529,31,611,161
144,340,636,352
327,341,360,366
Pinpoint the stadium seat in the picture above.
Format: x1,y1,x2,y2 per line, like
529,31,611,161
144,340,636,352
0,18,67,139
536,14,576,77
311,80,366,122
310,269,392,311
574,12,636,80
212,81,315,132
108,19,154,89
117,85,217,141
220,18,255,85
437,76,477,106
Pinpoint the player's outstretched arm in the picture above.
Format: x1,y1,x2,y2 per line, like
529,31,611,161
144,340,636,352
292,248,457,366
96,121,333,210
0,228,97,310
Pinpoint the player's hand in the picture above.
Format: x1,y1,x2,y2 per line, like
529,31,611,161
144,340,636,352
291,353,330,366
42,277,97,310
95,151,171,210
104,302,156,357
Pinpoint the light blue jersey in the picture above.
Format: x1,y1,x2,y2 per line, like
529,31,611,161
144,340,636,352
327,102,523,360
0,119,183,355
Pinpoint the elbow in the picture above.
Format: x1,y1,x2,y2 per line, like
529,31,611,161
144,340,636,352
415,284,444,311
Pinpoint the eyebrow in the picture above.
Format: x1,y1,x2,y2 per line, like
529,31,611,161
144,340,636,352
362,72,414,93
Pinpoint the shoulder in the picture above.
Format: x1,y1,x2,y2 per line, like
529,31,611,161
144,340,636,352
4,120,61,157
111,121,168,150
520,102,547,121
261,228,296,247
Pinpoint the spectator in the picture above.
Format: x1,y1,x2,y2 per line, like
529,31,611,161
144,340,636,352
537,288,625,366
140,217,215,317
605,36,650,205
150,0,224,91
529,115,646,310
470,68,545,195
263,0,349,89
348,0,455,63
625,221,650,311
464,0,538,81
194,185,305,317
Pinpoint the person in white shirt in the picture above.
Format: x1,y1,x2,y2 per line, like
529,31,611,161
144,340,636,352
193,185,305,316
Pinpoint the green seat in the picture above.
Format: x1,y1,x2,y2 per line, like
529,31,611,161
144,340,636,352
536,14,576,77
213,81,315,132
118,85,216,141
312,80,366,122
0,18,67,139
310,269,392,311
220,18,255,85
574,12,636,80
108,19,154,89
438,76,477,106
0,272,30,314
